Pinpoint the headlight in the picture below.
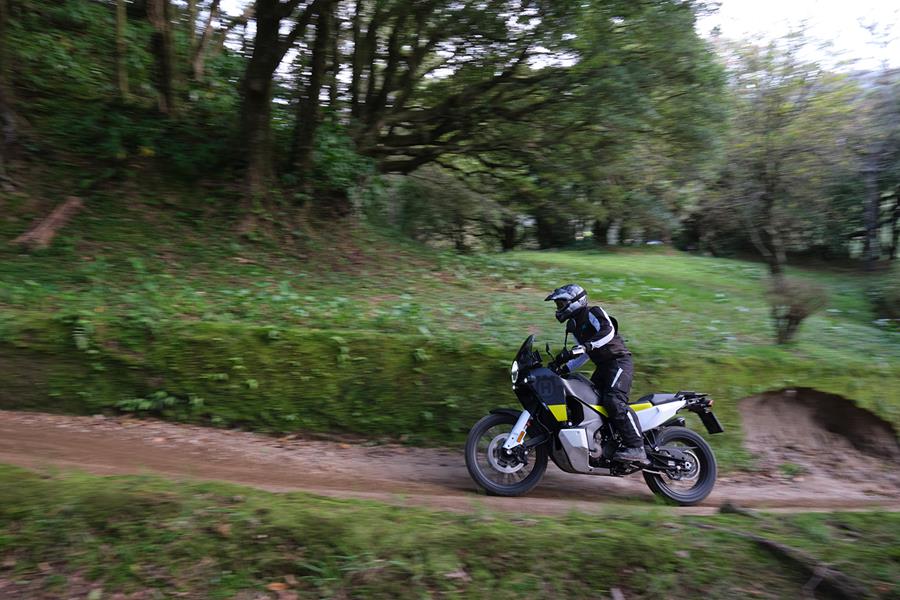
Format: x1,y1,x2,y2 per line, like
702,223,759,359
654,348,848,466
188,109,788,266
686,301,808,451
510,360,519,383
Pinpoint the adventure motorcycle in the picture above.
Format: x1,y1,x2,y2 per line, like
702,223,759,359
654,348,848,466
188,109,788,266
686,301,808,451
465,334,724,506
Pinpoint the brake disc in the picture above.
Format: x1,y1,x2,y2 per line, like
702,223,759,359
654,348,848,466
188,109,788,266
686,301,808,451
486,434,525,474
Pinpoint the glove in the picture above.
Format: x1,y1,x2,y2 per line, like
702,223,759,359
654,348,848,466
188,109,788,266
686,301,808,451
557,346,585,375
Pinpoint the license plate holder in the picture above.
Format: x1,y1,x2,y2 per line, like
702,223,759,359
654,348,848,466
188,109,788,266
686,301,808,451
698,409,724,434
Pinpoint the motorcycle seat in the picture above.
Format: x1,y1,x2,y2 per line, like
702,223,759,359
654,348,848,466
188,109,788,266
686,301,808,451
632,393,680,406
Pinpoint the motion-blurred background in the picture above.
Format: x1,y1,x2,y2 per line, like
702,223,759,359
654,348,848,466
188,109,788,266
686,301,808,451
0,0,898,598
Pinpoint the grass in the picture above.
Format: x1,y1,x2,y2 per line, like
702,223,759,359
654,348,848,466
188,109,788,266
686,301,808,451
1,192,898,472
0,464,897,599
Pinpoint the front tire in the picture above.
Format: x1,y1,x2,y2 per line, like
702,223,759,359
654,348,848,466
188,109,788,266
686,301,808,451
465,413,548,497
643,426,717,506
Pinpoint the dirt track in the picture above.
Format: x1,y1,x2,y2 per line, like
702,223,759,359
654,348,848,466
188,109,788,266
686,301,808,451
2,409,899,516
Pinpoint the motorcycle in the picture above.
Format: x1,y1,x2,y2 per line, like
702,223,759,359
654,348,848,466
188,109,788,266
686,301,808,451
465,334,725,506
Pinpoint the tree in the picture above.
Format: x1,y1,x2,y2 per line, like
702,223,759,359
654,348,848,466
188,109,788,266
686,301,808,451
291,1,332,175
239,0,327,195
853,23,900,266
190,0,221,81
115,0,129,100
407,0,725,249
147,0,176,114
712,34,856,277
0,0,14,191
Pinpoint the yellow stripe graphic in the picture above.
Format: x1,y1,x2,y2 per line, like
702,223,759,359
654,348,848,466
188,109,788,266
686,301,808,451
549,405,568,421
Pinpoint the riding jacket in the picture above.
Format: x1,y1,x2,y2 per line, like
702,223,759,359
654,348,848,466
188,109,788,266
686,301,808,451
564,305,631,372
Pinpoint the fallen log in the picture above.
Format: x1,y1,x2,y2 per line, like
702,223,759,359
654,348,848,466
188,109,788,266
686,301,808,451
12,196,83,250
692,523,871,599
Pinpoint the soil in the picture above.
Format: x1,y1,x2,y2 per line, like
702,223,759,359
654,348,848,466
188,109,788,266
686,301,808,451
1,390,898,516
737,388,900,491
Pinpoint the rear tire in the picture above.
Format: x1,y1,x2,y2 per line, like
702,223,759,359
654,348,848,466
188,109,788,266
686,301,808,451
643,426,717,506
465,413,548,497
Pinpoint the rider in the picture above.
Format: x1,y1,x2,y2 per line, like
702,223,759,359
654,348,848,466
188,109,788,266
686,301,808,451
545,284,648,464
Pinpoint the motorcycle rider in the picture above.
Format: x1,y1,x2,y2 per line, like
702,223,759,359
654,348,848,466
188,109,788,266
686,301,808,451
545,284,648,464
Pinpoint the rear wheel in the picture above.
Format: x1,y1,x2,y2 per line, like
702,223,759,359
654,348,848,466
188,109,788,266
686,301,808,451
643,426,717,506
465,413,548,496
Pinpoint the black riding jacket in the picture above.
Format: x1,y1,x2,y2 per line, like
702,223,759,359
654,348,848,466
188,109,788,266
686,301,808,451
564,305,631,372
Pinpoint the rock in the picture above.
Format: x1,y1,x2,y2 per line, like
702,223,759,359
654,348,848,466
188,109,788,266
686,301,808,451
610,587,626,600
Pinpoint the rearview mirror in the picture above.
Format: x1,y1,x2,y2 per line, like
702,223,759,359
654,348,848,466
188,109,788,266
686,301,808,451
565,319,576,334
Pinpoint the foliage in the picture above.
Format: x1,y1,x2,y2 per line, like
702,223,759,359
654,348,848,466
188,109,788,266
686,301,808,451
696,33,858,272
395,166,498,252
308,120,377,198
7,0,242,177
0,465,898,598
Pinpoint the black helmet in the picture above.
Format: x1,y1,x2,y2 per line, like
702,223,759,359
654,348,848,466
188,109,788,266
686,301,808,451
545,284,588,322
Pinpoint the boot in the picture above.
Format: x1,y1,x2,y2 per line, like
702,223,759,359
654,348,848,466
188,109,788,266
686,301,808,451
614,446,649,464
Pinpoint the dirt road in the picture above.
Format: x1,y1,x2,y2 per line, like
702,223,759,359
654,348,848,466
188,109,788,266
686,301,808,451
2,410,898,515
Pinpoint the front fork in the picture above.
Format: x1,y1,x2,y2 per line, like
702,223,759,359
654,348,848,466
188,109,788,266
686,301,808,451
502,410,532,450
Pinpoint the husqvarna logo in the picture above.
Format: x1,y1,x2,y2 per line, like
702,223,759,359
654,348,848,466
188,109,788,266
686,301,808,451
537,377,562,400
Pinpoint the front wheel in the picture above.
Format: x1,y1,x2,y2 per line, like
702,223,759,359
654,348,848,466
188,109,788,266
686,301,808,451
643,426,717,506
465,412,548,496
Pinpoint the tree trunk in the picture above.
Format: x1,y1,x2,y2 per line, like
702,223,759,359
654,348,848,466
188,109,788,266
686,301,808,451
292,3,331,175
350,0,363,118
187,0,198,53
115,0,129,100
592,219,611,246
0,0,15,191
191,0,221,81
327,5,339,110
862,160,880,270
238,0,323,200
241,72,274,196
889,189,899,260
747,189,786,277
239,0,283,196
147,0,176,114
499,216,518,251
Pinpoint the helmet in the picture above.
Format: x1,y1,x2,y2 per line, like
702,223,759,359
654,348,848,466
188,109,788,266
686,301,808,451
545,284,588,323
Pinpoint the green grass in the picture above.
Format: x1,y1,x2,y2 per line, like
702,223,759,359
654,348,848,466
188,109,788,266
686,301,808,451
1,194,898,471
1,464,897,599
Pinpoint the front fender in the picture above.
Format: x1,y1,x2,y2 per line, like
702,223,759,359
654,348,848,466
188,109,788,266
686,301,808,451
490,408,524,419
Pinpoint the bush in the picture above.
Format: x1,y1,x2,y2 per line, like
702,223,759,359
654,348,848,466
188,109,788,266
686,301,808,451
766,277,829,344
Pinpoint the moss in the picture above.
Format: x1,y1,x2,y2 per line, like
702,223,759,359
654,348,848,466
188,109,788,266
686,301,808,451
0,313,510,442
